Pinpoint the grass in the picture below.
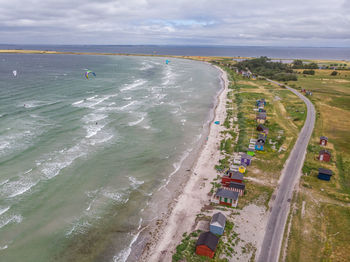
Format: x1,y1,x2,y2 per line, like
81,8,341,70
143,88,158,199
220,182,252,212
280,66,350,261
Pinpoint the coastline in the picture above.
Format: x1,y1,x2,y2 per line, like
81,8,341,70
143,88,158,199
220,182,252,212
131,65,229,261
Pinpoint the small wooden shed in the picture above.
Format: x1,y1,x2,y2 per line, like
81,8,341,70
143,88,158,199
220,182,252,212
213,188,239,207
241,153,252,166
318,168,333,181
195,231,219,258
210,212,226,235
255,141,264,151
257,134,266,144
319,149,331,162
320,136,328,146
257,124,269,135
226,182,245,196
238,163,247,174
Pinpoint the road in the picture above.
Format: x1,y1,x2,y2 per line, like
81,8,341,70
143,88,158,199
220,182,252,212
257,80,316,262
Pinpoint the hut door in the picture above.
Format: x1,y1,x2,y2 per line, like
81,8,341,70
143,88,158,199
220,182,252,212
320,154,323,161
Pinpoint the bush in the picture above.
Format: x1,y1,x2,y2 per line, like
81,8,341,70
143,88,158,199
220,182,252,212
303,70,315,75
331,71,338,76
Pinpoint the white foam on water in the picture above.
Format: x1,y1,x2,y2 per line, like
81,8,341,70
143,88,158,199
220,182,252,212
113,217,143,262
0,179,37,199
84,123,106,138
0,206,10,216
0,214,22,229
120,79,147,92
0,179,9,187
128,176,144,190
123,97,132,101
128,112,147,127
66,220,92,236
117,101,137,111
102,190,128,204
0,245,8,250
139,61,154,71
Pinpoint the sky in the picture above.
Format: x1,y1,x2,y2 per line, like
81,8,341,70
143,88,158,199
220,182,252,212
0,0,349,47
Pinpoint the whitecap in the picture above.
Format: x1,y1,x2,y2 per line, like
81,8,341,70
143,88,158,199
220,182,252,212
0,245,8,250
0,214,22,229
128,176,144,189
0,206,10,216
117,101,137,111
120,79,147,92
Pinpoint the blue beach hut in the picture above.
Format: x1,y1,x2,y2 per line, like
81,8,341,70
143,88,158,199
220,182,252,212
255,141,264,151
210,212,226,235
318,168,333,181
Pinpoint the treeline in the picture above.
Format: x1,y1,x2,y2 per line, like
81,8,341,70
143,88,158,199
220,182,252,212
292,60,318,69
236,56,298,81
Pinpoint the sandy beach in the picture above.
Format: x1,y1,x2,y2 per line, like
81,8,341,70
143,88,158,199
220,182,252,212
137,66,229,261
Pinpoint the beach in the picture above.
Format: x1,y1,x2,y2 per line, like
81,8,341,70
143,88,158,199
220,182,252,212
135,65,229,261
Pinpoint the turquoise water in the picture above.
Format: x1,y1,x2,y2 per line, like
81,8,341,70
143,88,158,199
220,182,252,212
0,54,221,261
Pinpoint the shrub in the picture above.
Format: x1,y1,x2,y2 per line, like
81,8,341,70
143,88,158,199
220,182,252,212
303,70,315,75
331,71,338,76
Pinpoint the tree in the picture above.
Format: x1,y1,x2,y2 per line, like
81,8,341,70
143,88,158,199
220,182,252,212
331,71,338,76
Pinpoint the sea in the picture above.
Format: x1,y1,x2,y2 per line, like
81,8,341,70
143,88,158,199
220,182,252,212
0,53,222,261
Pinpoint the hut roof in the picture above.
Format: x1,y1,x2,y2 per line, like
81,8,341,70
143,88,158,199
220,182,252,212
196,232,219,251
241,153,252,160
319,149,331,155
215,188,239,200
210,212,226,228
228,182,246,190
231,172,244,180
320,136,328,141
318,168,333,175
256,141,264,147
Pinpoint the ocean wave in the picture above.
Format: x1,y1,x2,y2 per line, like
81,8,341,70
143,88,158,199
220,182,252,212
0,179,37,199
128,112,147,127
117,101,137,111
0,206,10,216
120,79,147,92
113,218,143,262
0,214,22,229
128,176,144,190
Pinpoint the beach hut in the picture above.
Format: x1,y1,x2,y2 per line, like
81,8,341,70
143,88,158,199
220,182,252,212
319,150,331,162
256,113,267,124
258,108,266,113
221,171,244,186
318,168,333,181
320,136,328,146
241,153,252,166
255,141,264,151
247,149,255,157
195,231,219,258
257,134,266,144
257,124,269,135
210,212,226,235
212,188,239,207
226,182,245,196
238,163,247,174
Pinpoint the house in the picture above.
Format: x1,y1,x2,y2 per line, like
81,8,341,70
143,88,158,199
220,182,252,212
225,181,245,196
257,124,269,135
248,143,256,150
247,149,255,156
195,231,219,258
257,134,266,144
318,168,333,181
233,156,241,165
256,113,267,124
256,99,266,107
238,163,247,174
212,188,239,207
319,150,331,162
320,136,328,146
241,153,252,166
255,141,264,151
221,171,244,186
210,212,226,235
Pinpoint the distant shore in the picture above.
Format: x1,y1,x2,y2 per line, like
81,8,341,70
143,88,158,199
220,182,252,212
1,49,348,64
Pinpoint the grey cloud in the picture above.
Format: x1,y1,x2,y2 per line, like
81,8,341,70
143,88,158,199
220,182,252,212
0,0,349,46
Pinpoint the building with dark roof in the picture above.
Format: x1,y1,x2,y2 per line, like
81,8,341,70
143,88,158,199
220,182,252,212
210,212,226,235
318,168,333,181
320,136,328,146
195,231,219,258
319,149,331,162
212,188,239,207
225,182,245,196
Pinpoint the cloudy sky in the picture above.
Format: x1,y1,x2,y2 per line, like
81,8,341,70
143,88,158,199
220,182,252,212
0,0,349,46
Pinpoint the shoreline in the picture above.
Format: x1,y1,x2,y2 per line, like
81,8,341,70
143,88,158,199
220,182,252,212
130,65,229,261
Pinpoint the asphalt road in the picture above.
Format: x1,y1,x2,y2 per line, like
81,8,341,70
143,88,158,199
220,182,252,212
257,80,316,262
